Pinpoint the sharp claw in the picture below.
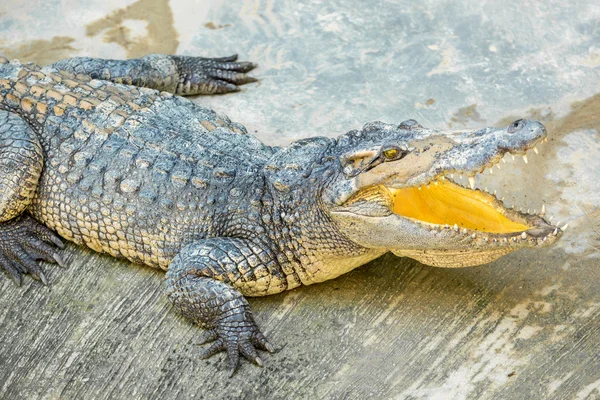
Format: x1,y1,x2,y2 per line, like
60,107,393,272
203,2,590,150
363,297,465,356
228,368,236,378
53,253,65,268
198,329,218,345
254,356,263,367
1,255,22,285
264,342,275,353
233,62,257,73
50,236,65,249
7,268,22,286
39,270,48,286
215,54,238,62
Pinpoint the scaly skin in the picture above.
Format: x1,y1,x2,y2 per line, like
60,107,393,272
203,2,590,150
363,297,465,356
0,54,563,375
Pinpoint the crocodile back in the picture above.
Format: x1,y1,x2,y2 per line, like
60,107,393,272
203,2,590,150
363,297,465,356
0,60,274,268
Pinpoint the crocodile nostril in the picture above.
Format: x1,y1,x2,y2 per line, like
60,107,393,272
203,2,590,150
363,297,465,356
507,119,524,134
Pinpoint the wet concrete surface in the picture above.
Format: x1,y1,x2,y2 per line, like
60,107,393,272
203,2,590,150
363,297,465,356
0,1,599,399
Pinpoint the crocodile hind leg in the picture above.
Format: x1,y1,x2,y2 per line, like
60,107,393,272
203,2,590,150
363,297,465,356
166,238,290,376
0,110,64,285
50,54,257,95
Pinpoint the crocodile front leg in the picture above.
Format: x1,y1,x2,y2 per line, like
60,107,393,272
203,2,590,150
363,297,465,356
0,110,64,285
165,238,289,376
0,110,43,222
51,54,257,95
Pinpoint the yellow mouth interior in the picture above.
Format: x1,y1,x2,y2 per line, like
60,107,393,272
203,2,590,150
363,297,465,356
391,179,530,233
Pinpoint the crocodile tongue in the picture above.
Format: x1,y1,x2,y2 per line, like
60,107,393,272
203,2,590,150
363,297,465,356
390,179,530,233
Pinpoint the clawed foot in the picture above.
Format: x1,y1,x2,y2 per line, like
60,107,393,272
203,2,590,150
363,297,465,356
198,310,275,377
173,54,258,95
0,214,65,286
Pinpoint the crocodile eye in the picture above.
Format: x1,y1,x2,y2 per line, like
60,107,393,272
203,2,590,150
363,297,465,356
383,148,398,160
507,119,524,134
383,146,409,161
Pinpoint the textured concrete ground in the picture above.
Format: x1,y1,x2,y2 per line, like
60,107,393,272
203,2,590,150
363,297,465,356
0,1,599,399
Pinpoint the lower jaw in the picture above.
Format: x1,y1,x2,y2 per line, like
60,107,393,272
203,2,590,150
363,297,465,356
394,247,516,268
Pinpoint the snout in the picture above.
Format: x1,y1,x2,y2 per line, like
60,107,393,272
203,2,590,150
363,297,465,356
506,119,547,138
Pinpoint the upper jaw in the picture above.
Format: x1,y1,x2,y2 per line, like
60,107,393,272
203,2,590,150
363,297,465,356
385,119,549,190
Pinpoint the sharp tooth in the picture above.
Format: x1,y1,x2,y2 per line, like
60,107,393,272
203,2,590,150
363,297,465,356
549,215,553,221
512,155,515,161
503,238,508,242
527,209,530,214
441,176,445,180
434,181,439,185
533,147,539,154
556,220,561,228
501,197,505,201
533,209,537,214
494,190,497,195
522,155,528,164
489,168,493,174
418,186,422,190
521,232,527,239
562,223,569,231
468,176,476,189
502,158,506,163
451,174,454,179
453,224,459,231
553,228,558,236
496,163,501,169
471,233,476,239
462,228,467,234
541,204,546,215
460,174,463,179
485,187,488,192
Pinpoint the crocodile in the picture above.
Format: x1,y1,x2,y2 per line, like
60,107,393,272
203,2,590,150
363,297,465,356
0,53,563,375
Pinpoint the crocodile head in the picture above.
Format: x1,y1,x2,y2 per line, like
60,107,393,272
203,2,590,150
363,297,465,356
318,119,562,268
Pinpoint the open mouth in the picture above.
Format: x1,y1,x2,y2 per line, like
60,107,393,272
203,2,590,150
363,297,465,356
385,137,564,241
390,179,530,233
